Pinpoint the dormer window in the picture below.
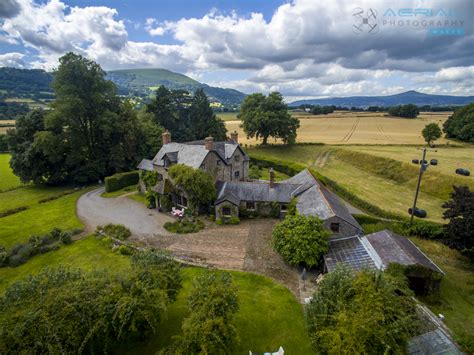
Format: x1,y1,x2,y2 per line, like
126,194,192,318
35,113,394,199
234,155,240,162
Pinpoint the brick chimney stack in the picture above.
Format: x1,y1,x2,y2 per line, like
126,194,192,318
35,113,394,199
162,130,171,145
231,131,238,144
205,136,214,150
269,167,275,188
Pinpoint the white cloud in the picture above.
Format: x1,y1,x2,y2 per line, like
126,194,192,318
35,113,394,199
0,52,25,67
0,0,472,97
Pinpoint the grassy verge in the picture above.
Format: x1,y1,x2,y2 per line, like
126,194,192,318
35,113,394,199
0,153,22,191
128,192,148,205
101,184,137,198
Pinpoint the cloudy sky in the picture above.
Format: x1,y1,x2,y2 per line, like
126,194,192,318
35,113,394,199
0,0,473,100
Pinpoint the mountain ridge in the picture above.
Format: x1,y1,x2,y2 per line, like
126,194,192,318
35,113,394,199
290,90,474,108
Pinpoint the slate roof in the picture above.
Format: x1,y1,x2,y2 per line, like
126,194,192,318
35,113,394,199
364,230,444,274
137,159,154,171
324,230,444,275
215,180,299,205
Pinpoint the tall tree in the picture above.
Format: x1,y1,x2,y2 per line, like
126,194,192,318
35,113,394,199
442,185,474,260
422,122,442,146
189,88,227,141
8,53,153,184
239,92,299,144
147,87,226,142
443,103,474,142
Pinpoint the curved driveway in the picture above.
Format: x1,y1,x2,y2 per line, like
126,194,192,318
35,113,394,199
77,187,174,237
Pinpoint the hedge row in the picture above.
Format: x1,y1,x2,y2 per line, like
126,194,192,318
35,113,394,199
0,206,29,218
250,154,405,221
104,171,139,193
38,189,77,203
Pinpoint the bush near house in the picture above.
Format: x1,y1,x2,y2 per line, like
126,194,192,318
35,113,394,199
95,224,131,241
104,170,139,192
272,214,331,267
306,265,421,354
164,218,205,234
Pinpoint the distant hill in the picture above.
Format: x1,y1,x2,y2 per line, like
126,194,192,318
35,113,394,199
106,69,246,107
290,90,474,108
0,67,246,107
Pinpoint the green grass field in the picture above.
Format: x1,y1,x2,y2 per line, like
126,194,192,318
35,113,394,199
0,236,313,354
248,145,474,222
0,153,21,191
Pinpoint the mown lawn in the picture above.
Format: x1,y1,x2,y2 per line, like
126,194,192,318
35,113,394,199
119,267,313,355
0,185,76,212
0,188,87,249
410,238,474,353
100,184,137,198
0,153,22,191
1,237,313,354
0,236,131,292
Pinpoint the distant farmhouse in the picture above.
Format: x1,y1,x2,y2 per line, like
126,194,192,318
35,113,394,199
138,131,362,238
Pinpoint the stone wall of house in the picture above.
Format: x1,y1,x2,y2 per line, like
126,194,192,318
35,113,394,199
215,201,239,221
201,152,230,181
229,148,248,181
324,215,361,238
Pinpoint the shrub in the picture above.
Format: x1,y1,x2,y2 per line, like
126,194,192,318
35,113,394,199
141,170,159,190
306,266,419,354
164,219,205,234
159,195,172,212
145,190,157,208
117,245,133,255
28,235,42,248
216,218,223,225
228,216,240,225
38,243,60,254
60,232,73,245
0,206,28,218
272,214,330,267
104,170,139,193
249,165,263,179
50,227,63,240
0,246,8,266
38,190,76,203
95,224,131,241
208,214,215,221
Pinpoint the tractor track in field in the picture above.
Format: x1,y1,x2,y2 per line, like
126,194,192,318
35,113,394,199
341,117,360,142
374,117,395,142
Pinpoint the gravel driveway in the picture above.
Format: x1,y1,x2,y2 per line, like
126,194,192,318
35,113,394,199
77,187,174,237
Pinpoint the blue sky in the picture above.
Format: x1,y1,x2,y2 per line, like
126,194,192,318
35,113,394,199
0,0,473,100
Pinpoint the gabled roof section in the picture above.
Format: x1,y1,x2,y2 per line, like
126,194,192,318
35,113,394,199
152,142,211,169
137,159,154,171
364,230,444,274
280,169,362,230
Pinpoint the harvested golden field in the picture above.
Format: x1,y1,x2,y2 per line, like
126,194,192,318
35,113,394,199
226,111,452,145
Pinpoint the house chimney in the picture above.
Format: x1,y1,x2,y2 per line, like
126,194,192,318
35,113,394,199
231,130,238,144
269,167,275,188
205,136,214,150
162,130,171,145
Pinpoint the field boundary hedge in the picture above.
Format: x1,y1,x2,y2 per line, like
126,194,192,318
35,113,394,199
250,154,416,221
105,171,139,193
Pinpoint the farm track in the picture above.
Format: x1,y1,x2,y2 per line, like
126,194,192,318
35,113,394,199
341,117,360,142
314,150,331,167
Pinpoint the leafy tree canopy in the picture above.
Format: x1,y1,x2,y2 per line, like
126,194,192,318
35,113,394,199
0,250,182,353
7,52,162,184
442,185,474,260
443,103,474,142
272,214,330,267
166,271,239,354
306,265,419,354
168,164,216,213
388,104,420,118
239,92,300,144
422,122,442,146
147,87,227,142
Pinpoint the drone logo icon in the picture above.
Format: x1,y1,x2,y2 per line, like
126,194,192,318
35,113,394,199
352,7,379,34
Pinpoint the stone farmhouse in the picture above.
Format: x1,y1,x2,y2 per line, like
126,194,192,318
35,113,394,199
138,131,362,238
